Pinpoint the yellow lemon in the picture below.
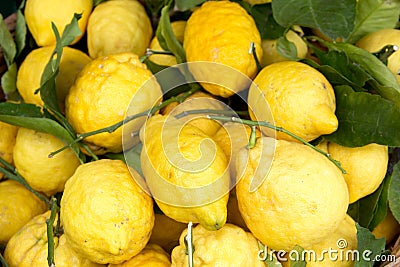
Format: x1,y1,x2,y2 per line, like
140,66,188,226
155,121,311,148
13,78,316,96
326,142,388,203
13,127,81,196
0,180,47,245
4,211,103,267
65,53,162,155
140,114,229,230
87,0,153,58
108,244,171,267
356,29,400,83
261,26,308,67
184,1,263,97
0,121,18,179
161,91,224,136
248,61,338,142
171,223,266,266
25,0,92,46
16,46,91,112
60,159,154,264
149,214,187,254
149,21,186,66
373,209,400,244
236,137,349,251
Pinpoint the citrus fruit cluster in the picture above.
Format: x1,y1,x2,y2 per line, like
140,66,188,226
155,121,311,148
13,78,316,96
0,0,399,266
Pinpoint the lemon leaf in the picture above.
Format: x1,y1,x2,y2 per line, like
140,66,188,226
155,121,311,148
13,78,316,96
124,142,143,177
345,0,400,44
288,245,306,267
1,62,18,99
0,13,17,67
347,175,391,231
355,224,385,267
276,35,297,60
324,85,400,147
15,9,26,56
175,0,206,11
388,161,400,224
272,0,356,41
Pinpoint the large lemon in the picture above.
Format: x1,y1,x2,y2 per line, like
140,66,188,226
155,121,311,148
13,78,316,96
248,61,338,142
87,0,153,58
184,1,263,97
60,159,154,264
25,0,92,46
236,137,349,251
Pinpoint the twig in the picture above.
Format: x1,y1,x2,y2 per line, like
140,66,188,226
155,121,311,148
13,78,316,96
249,42,262,72
184,222,194,267
46,197,59,267
0,254,8,267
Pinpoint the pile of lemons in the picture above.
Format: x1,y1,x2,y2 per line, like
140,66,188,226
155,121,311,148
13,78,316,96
0,0,399,266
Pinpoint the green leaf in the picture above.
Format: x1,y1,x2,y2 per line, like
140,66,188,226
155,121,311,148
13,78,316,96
1,63,17,96
258,242,283,266
320,41,400,107
276,35,297,61
0,102,42,117
272,0,356,41
348,175,391,231
156,5,186,63
124,142,143,177
0,14,17,66
355,224,385,267
388,161,400,224
175,0,206,11
15,9,26,56
324,85,400,147
345,0,400,44
60,13,82,46
288,245,306,267
93,0,108,6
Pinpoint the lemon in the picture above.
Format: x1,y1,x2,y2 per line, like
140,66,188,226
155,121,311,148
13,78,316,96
149,21,186,66
87,0,153,58
0,180,47,245
140,114,229,230
326,142,388,203
373,209,400,244
161,91,224,136
356,29,400,83
13,127,81,196
236,137,349,251
149,214,187,254
4,211,103,267
17,46,91,112
25,0,92,46
60,159,154,264
184,1,263,97
248,61,338,142
171,223,266,266
65,53,162,155
261,26,308,67
108,244,171,267
0,121,18,179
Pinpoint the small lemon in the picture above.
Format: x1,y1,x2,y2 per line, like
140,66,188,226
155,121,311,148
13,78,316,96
184,1,263,97
261,26,308,67
61,159,154,264
87,0,153,58
171,223,266,266
161,91,224,136
4,211,103,267
326,142,388,203
0,121,18,179
373,209,400,244
149,214,187,254
108,244,171,267
25,0,92,46
248,61,338,142
0,180,47,245
356,29,400,83
236,137,349,251
17,46,91,112
65,53,162,155
149,21,186,66
140,114,229,230
13,127,81,196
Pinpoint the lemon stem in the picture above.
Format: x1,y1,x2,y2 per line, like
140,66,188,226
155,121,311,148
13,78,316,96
205,115,346,174
184,222,194,267
247,126,257,149
0,254,8,267
0,157,51,206
140,48,174,62
46,196,58,267
249,42,262,72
